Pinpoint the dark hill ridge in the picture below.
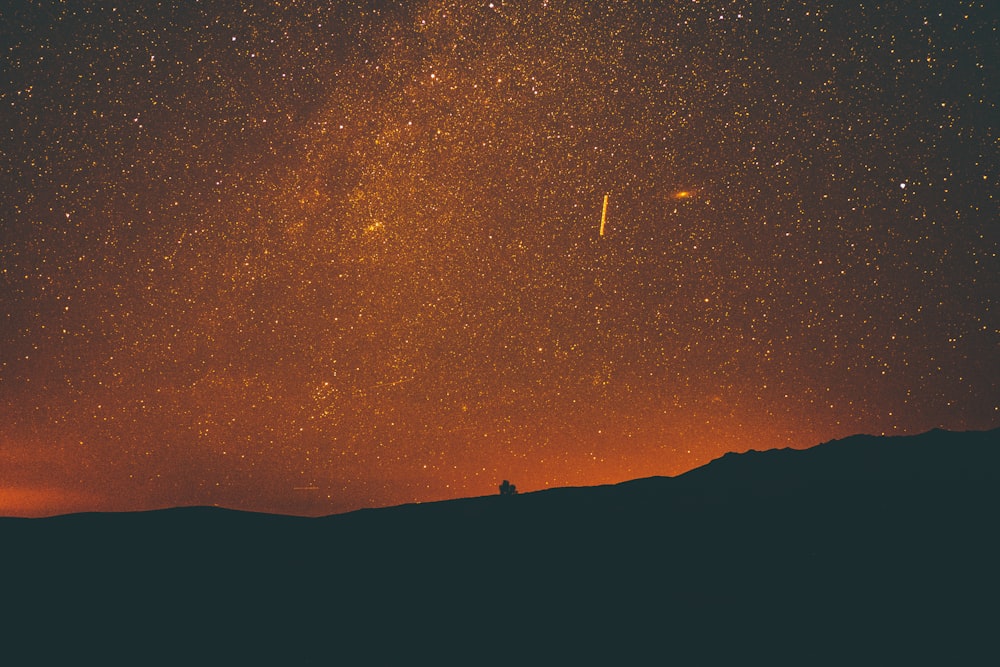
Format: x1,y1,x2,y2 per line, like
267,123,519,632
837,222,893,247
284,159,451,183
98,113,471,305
683,427,1000,484
3,427,999,663
319,426,999,530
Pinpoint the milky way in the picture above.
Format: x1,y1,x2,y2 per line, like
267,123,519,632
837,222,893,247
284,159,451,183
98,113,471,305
2,0,998,516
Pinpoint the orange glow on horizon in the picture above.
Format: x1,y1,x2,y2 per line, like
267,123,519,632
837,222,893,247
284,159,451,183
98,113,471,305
0,486,106,518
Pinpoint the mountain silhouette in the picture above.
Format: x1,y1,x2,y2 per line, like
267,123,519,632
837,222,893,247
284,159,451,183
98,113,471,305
3,427,998,663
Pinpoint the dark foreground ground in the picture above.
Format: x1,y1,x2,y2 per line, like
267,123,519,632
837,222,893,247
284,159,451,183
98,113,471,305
3,428,999,664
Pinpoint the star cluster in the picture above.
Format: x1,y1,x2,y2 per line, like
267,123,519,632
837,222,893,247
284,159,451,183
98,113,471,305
2,0,997,516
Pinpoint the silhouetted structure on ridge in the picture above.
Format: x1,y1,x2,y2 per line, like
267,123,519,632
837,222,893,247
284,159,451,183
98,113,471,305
499,480,517,495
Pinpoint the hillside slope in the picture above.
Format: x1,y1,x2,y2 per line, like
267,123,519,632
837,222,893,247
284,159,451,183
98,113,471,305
3,428,998,663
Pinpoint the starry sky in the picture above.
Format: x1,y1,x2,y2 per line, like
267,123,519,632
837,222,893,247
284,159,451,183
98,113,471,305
2,0,998,517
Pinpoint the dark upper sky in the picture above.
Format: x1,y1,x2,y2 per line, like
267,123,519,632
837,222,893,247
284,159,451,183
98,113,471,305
2,0,997,516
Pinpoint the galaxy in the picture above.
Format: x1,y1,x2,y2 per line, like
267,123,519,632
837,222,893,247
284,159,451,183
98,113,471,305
2,0,997,516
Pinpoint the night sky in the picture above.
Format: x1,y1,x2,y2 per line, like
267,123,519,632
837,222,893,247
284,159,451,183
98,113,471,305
2,0,997,517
